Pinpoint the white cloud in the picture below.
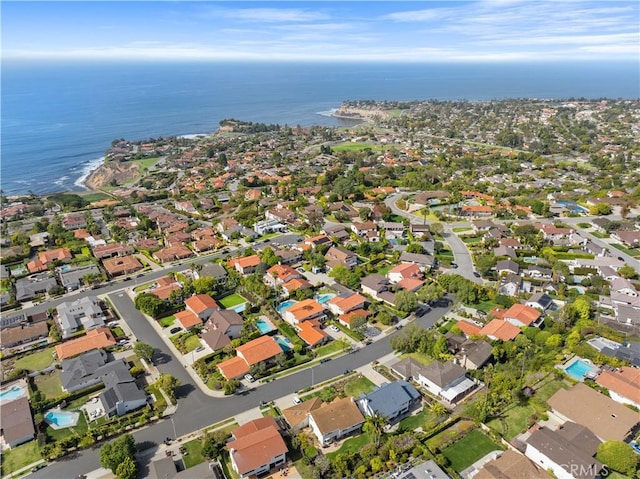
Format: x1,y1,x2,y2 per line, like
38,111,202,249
205,7,329,23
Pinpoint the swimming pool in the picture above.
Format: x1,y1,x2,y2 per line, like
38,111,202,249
556,201,588,214
315,293,336,305
256,317,276,335
275,335,293,352
276,300,297,314
0,386,26,403
45,409,80,429
563,357,598,381
230,303,247,313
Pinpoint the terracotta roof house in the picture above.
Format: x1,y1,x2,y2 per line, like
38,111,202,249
308,397,365,447
525,424,603,479
28,247,73,273
103,255,143,277
387,263,422,284
326,293,367,316
503,303,543,327
217,356,251,380
453,320,483,337
236,335,282,366
281,397,322,433
55,327,116,360
227,417,288,478
324,246,358,270
595,366,640,409
547,382,639,442
0,396,35,448
265,264,300,287
351,221,377,236
184,294,219,320
228,255,261,275
148,278,182,301
416,361,476,404
174,310,202,330
282,299,326,325
480,319,521,341
153,245,193,263
92,243,135,259
397,278,424,292
297,319,330,347
474,450,548,479
338,309,371,329
281,277,313,296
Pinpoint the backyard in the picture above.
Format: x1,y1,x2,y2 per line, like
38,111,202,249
398,407,441,433
14,347,56,372
218,294,247,309
181,438,205,469
326,432,372,460
442,429,502,472
33,371,64,400
170,332,202,354
0,440,42,476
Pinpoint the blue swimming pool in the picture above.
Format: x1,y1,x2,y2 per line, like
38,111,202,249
45,410,79,428
556,201,588,214
256,317,276,335
0,386,25,403
276,300,297,314
315,293,336,305
275,335,293,352
564,358,598,381
230,303,246,313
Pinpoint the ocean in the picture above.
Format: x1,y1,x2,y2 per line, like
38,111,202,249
2,60,638,196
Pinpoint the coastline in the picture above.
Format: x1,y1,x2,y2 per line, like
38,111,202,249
74,156,105,191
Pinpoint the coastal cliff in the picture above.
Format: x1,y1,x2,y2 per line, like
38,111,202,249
332,101,390,122
84,160,140,190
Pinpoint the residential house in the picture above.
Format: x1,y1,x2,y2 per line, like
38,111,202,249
503,303,543,328
329,202,358,219
525,423,603,479
399,251,436,271
611,230,640,248
283,299,326,325
380,222,405,240
308,397,365,447
92,243,135,259
498,274,523,297
396,460,450,479
360,274,392,301
326,293,367,316
351,221,377,237
0,322,49,350
416,361,476,404
55,327,117,360
445,334,493,370
174,310,203,331
0,396,35,448
526,292,555,311
281,397,322,433
196,263,228,283
281,277,313,297
324,246,357,269
297,319,330,347
62,212,87,230
337,309,371,329
265,264,300,287
323,224,350,243
547,383,639,442
254,218,287,235
59,264,101,291
474,450,548,479
274,248,303,265
390,357,424,381
356,380,421,422
217,336,283,379
27,247,73,273
387,263,422,284
184,294,219,321
153,245,193,263
480,319,522,341
227,417,288,478
304,234,333,249
266,206,296,225
595,367,640,409
409,224,433,240
494,245,517,259
148,457,217,479
200,309,244,351
56,296,107,339
15,273,58,302
103,255,143,277
99,371,147,417
228,255,261,275
496,259,520,276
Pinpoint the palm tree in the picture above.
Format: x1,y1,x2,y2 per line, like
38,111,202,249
362,412,386,447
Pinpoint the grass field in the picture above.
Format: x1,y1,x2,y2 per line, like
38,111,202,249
80,191,111,203
612,243,640,257
182,438,205,468
33,371,63,399
343,376,375,397
331,142,384,152
0,440,41,476
133,157,160,169
159,315,176,328
398,408,440,433
486,403,535,441
326,433,372,460
315,339,350,357
443,429,502,471
452,227,473,233
219,294,246,308
14,347,55,372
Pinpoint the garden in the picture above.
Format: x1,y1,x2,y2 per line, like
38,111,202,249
442,429,502,472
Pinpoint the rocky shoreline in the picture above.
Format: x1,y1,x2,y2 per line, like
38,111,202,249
83,160,140,190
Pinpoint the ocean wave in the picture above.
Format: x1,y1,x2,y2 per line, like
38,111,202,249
54,176,70,186
73,157,105,189
177,133,209,139
316,109,338,117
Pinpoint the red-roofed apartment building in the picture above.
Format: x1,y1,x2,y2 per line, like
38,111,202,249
227,417,288,478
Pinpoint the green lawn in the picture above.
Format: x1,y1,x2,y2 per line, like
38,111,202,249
452,227,473,233
47,411,88,442
399,352,433,366
133,157,160,169
398,408,439,433
343,376,376,397
611,243,640,257
591,231,610,238
331,142,384,152
80,191,111,202
472,300,499,313
326,433,372,460
443,429,502,471
535,378,568,403
182,439,205,468
219,294,246,308
14,347,55,372
0,440,41,476
486,403,535,441
462,237,483,244
111,326,126,338
315,339,350,357
159,315,176,328
33,371,64,400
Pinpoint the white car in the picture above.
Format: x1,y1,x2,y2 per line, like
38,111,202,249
244,374,255,383
293,396,302,405
329,325,340,333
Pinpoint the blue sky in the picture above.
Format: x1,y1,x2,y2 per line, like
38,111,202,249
2,1,638,62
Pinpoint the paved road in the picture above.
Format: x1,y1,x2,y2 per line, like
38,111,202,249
31,292,452,479
384,193,480,283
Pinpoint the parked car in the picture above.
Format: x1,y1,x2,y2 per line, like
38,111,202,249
344,369,352,375
170,327,182,335
244,374,255,383
451,262,458,269
329,325,340,333
319,358,331,364
293,396,302,404
195,346,205,352
473,271,481,277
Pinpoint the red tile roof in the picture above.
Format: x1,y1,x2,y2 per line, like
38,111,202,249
227,418,288,476
175,310,202,329
55,327,116,360
184,294,218,314
298,320,330,347
236,336,282,366
217,356,250,379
